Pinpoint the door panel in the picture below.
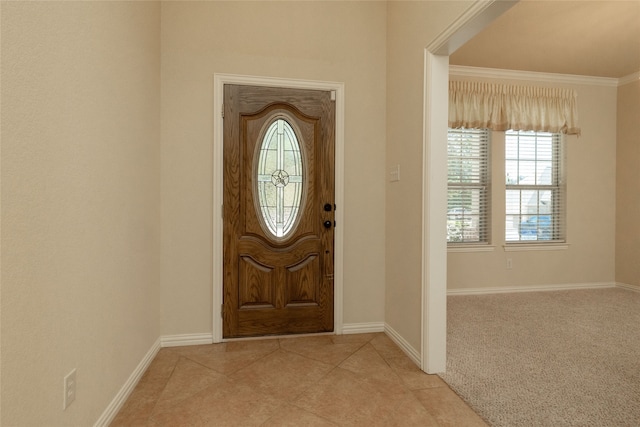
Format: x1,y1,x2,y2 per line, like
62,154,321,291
223,85,335,338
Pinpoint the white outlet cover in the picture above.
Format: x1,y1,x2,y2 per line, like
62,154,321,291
389,164,400,182
63,369,76,410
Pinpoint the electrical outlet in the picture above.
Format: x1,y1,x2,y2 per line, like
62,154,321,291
506,258,513,270
63,369,76,410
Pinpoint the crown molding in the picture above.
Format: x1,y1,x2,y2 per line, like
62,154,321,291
618,71,640,87
449,65,620,87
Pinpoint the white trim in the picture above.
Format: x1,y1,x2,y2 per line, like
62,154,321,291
450,65,620,87
212,74,225,344
341,322,385,335
422,51,449,375
385,323,421,367
618,71,640,87
447,282,615,296
616,282,640,293
503,243,569,252
428,1,518,56
160,333,213,348
212,74,345,341
448,245,496,253
93,338,161,427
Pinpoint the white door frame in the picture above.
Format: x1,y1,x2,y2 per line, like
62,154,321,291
212,74,345,343
421,0,518,373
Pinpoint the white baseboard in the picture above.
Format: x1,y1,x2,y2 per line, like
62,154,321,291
341,322,385,334
616,282,640,293
447,282,616,296
94,338,161,427
160,327,387,346
384,323,421,367
160,333,213,348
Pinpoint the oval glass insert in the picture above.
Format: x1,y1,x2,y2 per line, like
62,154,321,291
256,118,304,238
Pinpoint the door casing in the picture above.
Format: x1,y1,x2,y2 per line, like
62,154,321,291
213,74,345,343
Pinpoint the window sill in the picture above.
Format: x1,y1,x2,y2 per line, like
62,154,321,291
503,243,569,252
448,245,496,253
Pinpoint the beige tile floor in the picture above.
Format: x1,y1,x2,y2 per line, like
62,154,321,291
111,333,486,426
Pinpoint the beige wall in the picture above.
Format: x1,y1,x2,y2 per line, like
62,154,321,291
3,0,628,423
1,2,161,425
616,79,640,286
160,1,388,335
385,1,473,351
447,76,618,290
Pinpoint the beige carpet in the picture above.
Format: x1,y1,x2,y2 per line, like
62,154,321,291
439,287,640,426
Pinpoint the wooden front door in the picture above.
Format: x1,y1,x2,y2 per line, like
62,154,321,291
223,84,335,338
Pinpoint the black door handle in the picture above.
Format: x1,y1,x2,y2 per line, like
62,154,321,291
323,220,332,229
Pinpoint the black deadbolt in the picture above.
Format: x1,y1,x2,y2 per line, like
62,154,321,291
324,203,333,212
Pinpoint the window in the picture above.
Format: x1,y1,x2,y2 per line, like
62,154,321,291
505,130,565,243
447,128,490,244
256,118,304,239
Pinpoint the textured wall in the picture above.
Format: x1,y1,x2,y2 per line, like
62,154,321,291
1,2,161,425
159,1,387,335
385,1,474,353
616,79,640,286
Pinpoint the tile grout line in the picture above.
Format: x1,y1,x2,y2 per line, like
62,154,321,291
143,351,183,426
276,337,373,426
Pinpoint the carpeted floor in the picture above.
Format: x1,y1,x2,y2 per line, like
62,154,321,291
439,287,640,426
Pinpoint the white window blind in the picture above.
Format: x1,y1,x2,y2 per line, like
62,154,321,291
447,128,490,244
505,130,565,243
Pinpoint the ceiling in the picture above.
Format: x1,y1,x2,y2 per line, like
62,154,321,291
450,0,640,79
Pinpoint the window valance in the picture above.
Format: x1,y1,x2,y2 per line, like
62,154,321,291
449,81,581,136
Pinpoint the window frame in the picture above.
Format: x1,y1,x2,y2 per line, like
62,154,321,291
504,130,566,245
446,128,491,246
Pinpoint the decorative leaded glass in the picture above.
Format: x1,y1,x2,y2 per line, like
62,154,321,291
256,118,303,238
